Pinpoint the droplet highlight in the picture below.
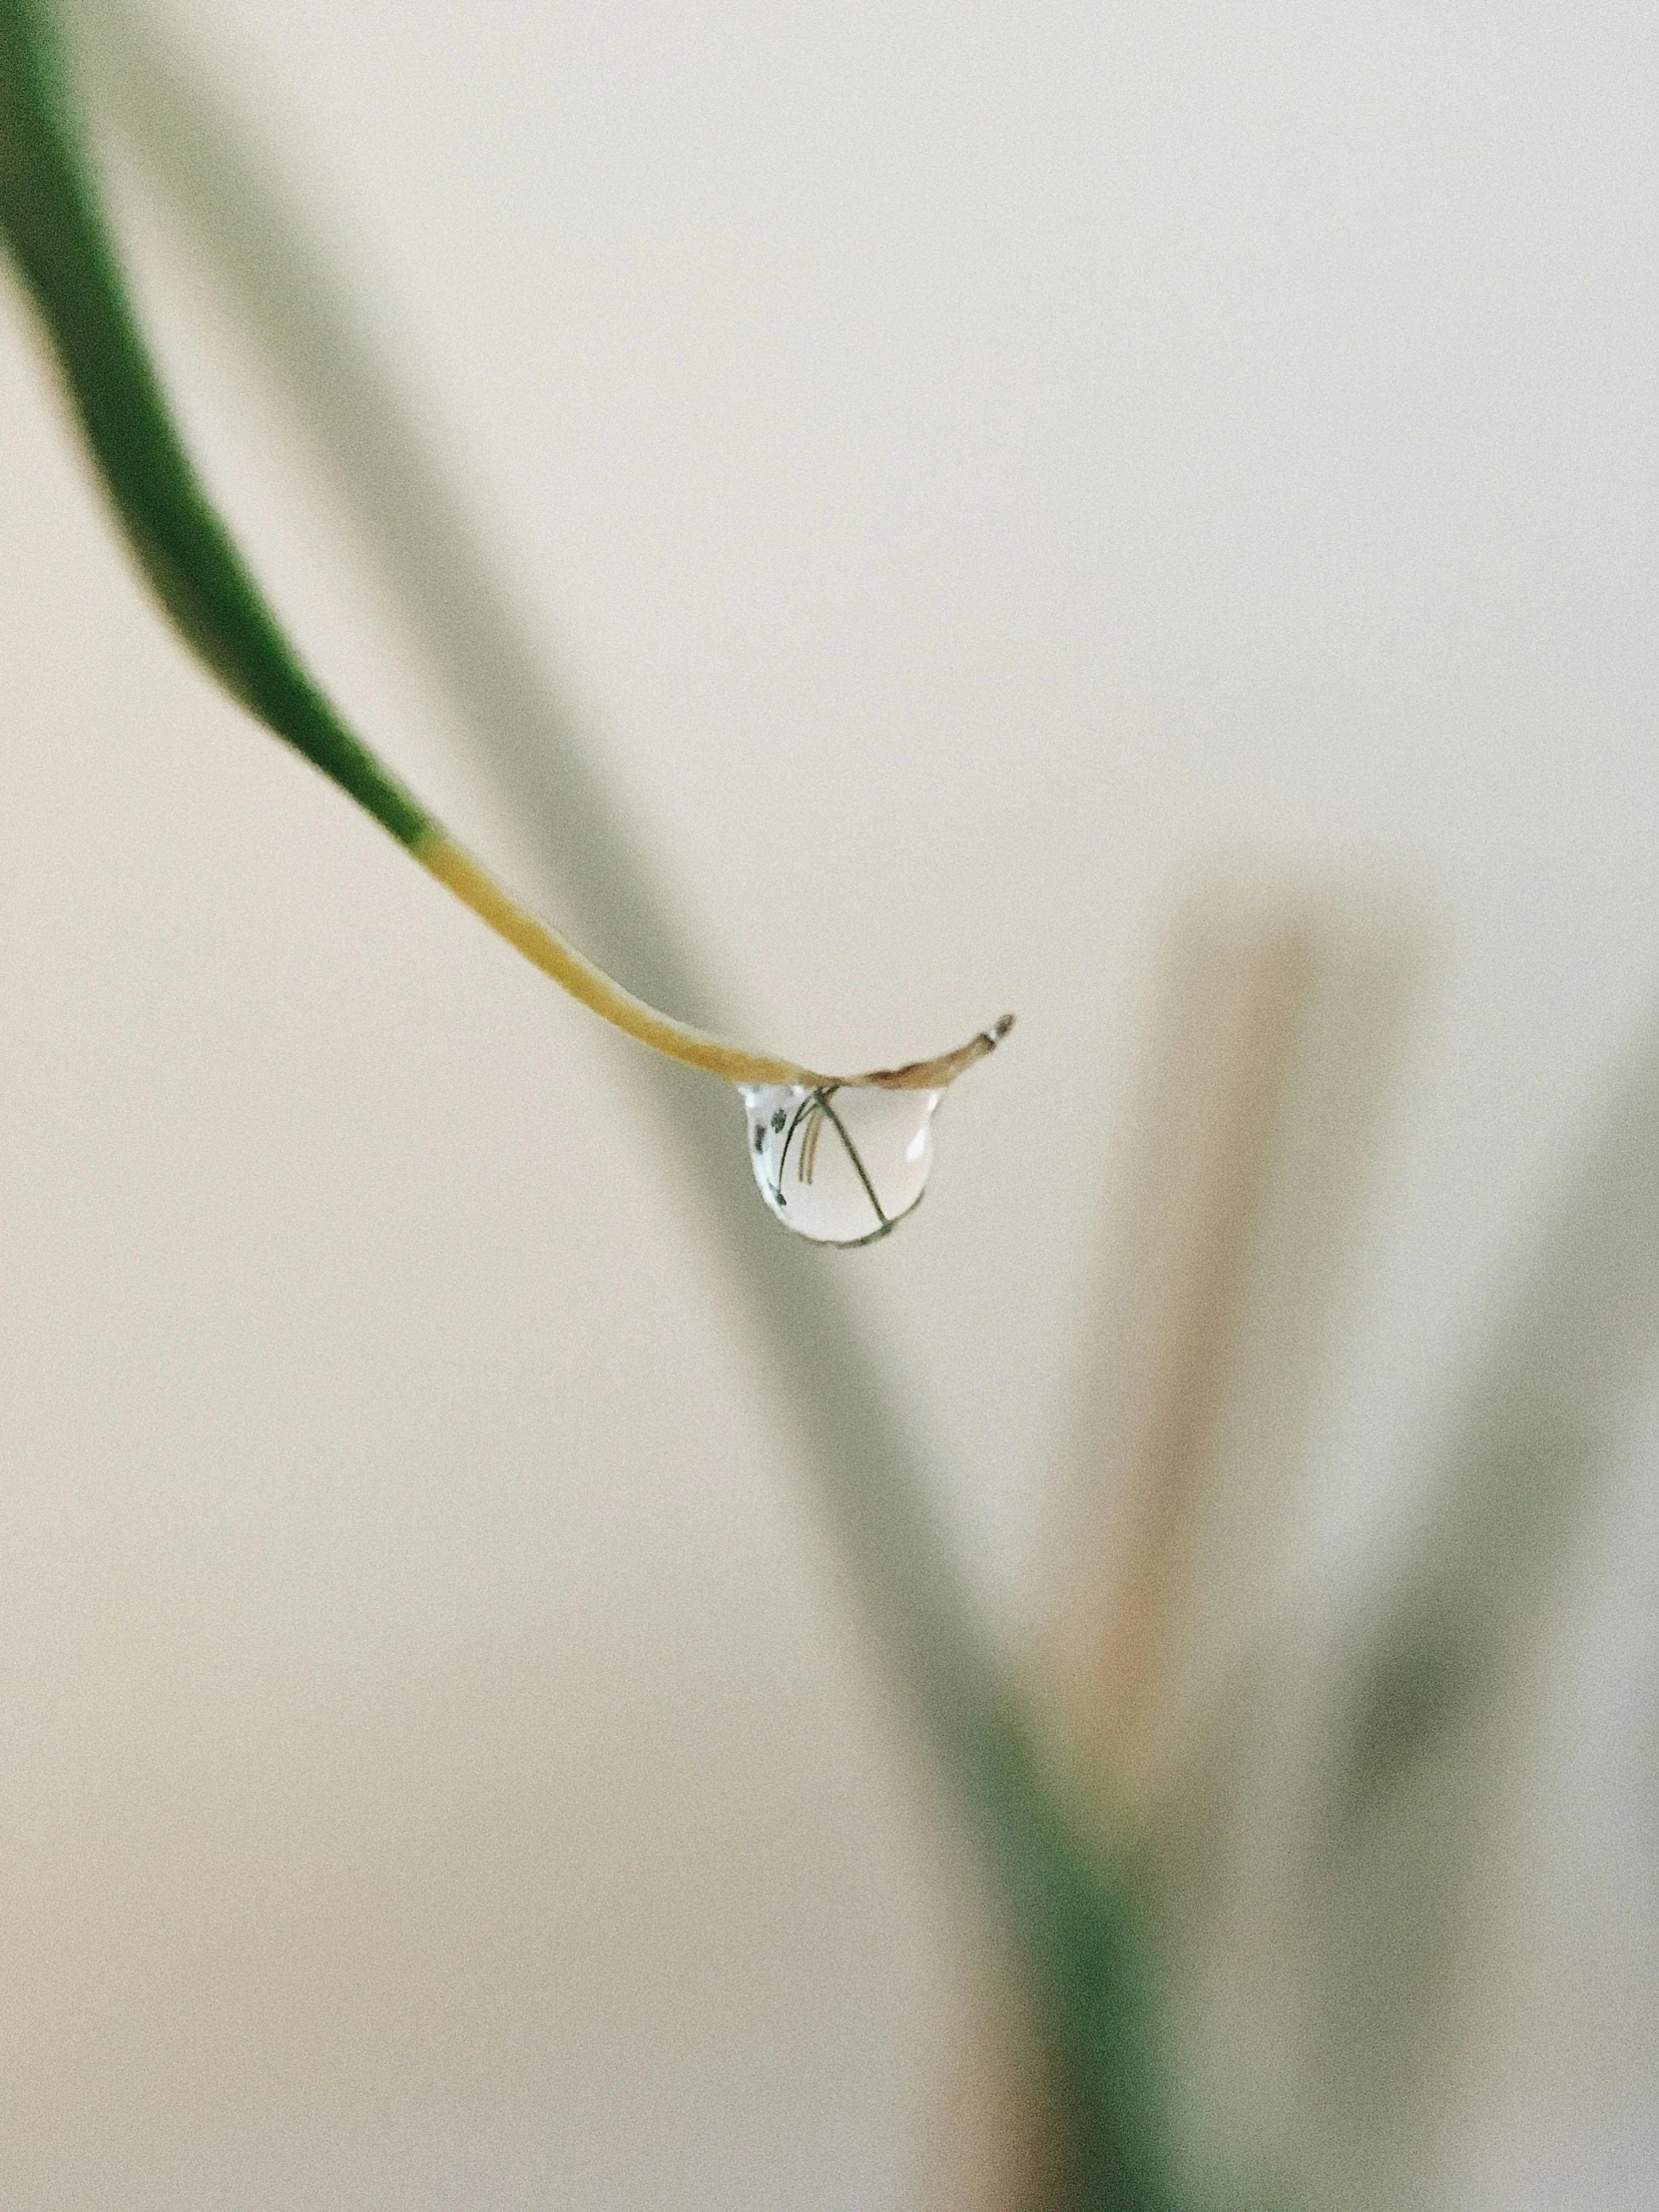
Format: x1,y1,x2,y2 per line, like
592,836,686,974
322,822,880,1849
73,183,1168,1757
740,1082,941,1246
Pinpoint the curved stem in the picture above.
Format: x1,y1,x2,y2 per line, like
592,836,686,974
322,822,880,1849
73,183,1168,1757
0,0,1009,1093
423,832,1012,1086
9,5,1174,2198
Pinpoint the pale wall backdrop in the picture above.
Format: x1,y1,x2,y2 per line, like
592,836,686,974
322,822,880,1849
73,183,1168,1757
3,3,1657,2205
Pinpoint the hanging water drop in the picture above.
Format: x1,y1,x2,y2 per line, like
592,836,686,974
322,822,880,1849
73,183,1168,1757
739,1082,942,1246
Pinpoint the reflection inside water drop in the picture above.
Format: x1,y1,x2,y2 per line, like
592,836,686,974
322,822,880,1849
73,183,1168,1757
739,1082,941,1246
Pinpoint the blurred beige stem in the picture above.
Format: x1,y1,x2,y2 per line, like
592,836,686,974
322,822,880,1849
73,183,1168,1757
1034,887,1421,1829
923,886,1420,2210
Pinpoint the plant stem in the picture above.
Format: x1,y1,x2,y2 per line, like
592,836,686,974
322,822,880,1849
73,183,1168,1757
5,2,1173,2198
0,0,1006,1094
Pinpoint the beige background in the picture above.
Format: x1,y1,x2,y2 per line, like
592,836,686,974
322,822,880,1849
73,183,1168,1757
3,2,1658,2203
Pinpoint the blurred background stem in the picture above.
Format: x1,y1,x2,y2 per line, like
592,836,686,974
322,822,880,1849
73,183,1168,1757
5,0,1176,2199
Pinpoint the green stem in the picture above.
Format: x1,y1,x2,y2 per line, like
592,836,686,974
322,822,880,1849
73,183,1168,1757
0,0,427,844
0,0,1008,1094
2,4,1177,2199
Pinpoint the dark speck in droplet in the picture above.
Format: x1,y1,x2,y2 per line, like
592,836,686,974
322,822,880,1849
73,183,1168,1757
772,1109,788,1132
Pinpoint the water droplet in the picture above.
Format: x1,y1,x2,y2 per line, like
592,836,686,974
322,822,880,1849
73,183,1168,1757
739,1082,941,1246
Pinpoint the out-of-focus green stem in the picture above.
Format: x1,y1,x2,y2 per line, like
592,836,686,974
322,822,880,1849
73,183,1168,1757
6,1,1175,2197
0,0,1007,1091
